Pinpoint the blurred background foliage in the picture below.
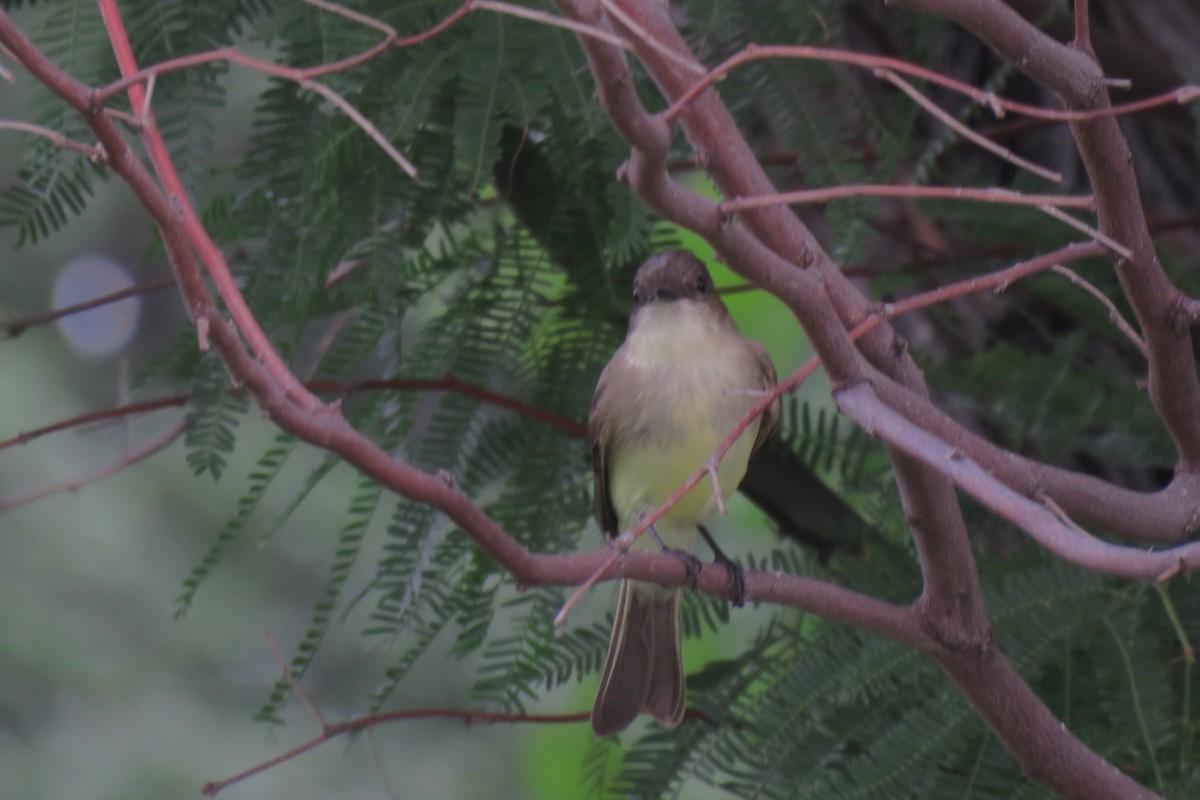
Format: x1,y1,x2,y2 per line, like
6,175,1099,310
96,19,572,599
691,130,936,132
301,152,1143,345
1,0,1199,797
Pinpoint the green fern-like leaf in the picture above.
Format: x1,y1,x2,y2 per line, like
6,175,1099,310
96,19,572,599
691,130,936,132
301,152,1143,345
255,475,383,724
184,360,249,480
175,432,296,615
0,148,101,245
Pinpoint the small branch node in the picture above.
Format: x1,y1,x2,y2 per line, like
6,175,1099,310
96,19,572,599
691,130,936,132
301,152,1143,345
705,457,728,515
138,73,156,123
1155,558,1186,585
980,91,1004,118
196,314,211,352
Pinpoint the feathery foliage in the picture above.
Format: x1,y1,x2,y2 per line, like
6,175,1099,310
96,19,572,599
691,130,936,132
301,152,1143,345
5,0,1198,797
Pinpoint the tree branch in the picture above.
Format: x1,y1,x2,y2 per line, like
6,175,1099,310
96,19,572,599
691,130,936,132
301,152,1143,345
0,0,927,686
551,2,1168,796
0,5,1181,796
202,708,593,796
1,276,173,340
836,381,1199,581
893,0,1200,469
663,41,1200,125
558,0,989,649
0,421,187,512
0,376,584,456
719,184,1093,214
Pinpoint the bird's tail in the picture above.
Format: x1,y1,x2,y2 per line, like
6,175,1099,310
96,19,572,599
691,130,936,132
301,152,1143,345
591,579,684,736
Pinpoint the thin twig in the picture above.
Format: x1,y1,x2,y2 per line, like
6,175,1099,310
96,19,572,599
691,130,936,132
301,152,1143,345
363,730,401,800
1036,204,1134,260
1042,495,1094,538
1073,0,1092,53
598,0,704,75
0,119,104,158
720,184,1093,215
861,242,1106,332
298,78,417,178
473,0,628,50
665,40,1200,125
1050,264,1147,356
301,0,395,37
877,68,1062,183
0,375,585,453
0,421,187,512
201,707,591,796
95,1,627,102
705,457,728,515
553,548,622,629
266,631,327,729
0,396,188,452
2,276,173,340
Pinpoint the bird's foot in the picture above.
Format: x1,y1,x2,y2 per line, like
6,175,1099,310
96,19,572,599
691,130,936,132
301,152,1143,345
648,526,703,589
699,524,746,607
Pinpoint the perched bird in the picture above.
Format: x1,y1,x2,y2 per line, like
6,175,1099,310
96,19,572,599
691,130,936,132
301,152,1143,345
589,249,779,736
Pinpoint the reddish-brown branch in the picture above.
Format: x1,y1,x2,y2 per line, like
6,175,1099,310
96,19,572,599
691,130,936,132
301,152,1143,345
204,699,731,796
0,395,189,452
823,244,1192,580
0,5,1184,797
202,707,594,796
1049,263,1147,356
664,41,1200,125
0,119,105,158
1073,0,1093,55
875,67,1062,182
94,0,626,106
871,366,1200,544
2,276,174,340
894,0,1200,472
0,376,583,455
563,0,989,649
0,421,187,512
837,382,1199,581
935,646,1159,800
96,0,318,413
553,2,1168,797
0,4,927,659
306,377,587,438
720,184,1093,214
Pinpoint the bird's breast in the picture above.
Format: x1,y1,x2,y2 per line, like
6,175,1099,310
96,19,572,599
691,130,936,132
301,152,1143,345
605,306,763,526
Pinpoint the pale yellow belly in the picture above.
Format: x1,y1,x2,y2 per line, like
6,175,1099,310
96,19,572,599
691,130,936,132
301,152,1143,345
609,403,758,553
603,300,767,553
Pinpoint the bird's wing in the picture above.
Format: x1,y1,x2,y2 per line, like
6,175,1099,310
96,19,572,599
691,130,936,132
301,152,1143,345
588,358,620,538
750,340,780,455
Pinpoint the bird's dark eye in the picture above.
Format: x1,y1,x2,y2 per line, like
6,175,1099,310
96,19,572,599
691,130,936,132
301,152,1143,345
632,288,641,304
695,277,707,294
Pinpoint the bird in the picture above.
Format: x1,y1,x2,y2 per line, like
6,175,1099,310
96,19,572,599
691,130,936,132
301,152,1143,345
588,248,779,736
